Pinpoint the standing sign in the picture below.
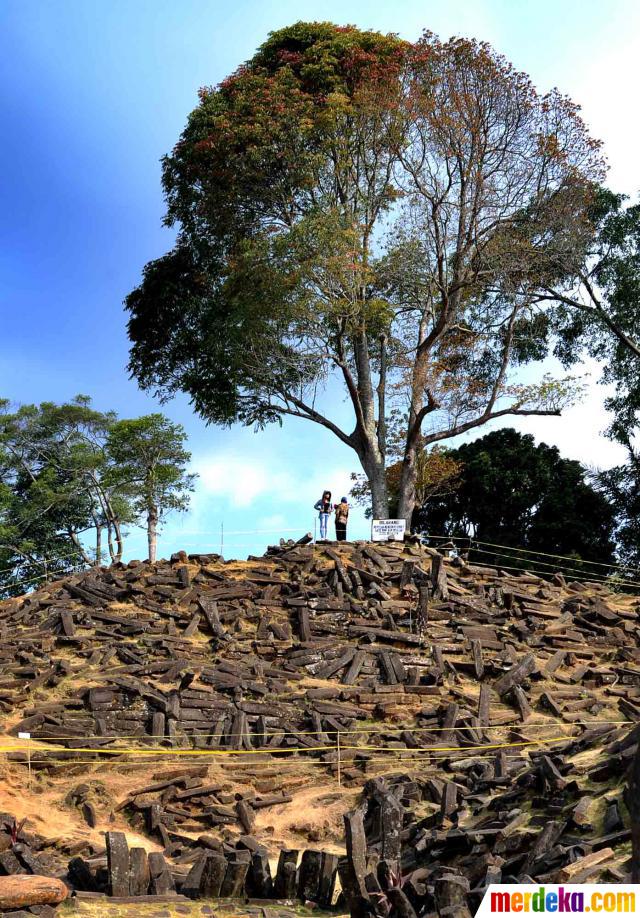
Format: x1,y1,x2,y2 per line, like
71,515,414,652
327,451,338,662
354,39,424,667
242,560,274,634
371,519,406,542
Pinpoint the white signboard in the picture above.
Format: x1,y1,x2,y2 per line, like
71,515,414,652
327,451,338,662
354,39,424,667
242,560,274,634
371,519,406,542
17,732,31,740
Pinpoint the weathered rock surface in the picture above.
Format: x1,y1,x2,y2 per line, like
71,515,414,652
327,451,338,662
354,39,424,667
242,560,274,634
0,536,639,912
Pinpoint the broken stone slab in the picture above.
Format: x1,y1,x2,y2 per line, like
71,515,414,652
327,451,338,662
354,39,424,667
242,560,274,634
67,857,98,892
317,852,339,909
128,847,150,896
364,778,404,867
431,554,449,601
433,872,471,918
387,886,419,918
493,653,538,697
199,852,227,898
273,849,298,899
220,849,250,897
297,849,323,903
341,806,370,914
337,854,370,918
246,847,272,899
147,852,175,895
106,831,129,898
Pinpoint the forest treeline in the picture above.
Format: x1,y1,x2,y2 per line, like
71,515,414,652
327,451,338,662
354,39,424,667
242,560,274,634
352,429,627,578
0,397,194,595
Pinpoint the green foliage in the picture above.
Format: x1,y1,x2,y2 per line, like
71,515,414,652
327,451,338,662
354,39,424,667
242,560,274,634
0,396,123,595
548,190,640,572
423,428,616,570
106,414,195,521
126,21,604,519
551,188,640,443
599,461,640,574
0,399,196,594
129,22,406,429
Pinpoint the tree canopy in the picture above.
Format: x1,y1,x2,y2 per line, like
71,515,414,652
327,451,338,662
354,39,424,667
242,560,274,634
422,428,616,570
531,190,640,578
127,21,605,521
0,397,196,594
106,415,195,563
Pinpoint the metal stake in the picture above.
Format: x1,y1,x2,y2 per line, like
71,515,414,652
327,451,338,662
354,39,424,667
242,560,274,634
18,732,31,788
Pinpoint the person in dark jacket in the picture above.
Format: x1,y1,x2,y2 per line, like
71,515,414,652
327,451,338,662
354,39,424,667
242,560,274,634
314,490,332,540
334,497,349,541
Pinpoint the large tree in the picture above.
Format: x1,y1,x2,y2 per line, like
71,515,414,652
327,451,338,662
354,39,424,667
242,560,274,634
0,397,132,569
544,192,640,572
106,415,195,563
423,428,616,570
0,398,196,593
126,21,604,522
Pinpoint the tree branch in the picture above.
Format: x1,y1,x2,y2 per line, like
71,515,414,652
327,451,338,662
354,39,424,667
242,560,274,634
542,284,640,361
377,334,387,457
334,319,367,434
423,406,561,447
67,529,93,566
277,394,357,451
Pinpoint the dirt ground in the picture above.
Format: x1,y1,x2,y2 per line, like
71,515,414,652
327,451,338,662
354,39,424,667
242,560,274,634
0,748,359,857
64,897,344,918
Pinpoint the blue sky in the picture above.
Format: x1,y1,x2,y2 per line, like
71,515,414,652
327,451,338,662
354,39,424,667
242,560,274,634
1,0,639,560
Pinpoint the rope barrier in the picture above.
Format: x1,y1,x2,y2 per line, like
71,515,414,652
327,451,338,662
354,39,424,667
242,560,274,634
0,550,85,576
3,719,628,742
0,750,557,768
0,751,546,770
423,532,640,577
463,544,640,588
471,536,640,576
0,733,585,758
420,536,636,588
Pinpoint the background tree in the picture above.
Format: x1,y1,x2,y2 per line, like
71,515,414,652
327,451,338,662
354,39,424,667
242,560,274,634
0,399,196,594
351,443,462,522
126,21,604,523
422,428,616,571
541,192,640,574
599,460,640,574
106,415,195,563
0,397,133,587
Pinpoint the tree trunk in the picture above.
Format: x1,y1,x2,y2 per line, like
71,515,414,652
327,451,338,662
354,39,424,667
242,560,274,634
396,444,418,527
148,504,158,563
112,518,124,563
107,523,116,563
361,448,389,520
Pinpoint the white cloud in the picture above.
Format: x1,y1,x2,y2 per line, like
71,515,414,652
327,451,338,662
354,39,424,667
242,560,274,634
193,454,294,507
257,512,288,529
191,450,355,510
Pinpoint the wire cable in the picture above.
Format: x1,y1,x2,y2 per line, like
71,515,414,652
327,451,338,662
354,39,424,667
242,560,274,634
6,720,627,742
465,543,640,588
423,532,640,577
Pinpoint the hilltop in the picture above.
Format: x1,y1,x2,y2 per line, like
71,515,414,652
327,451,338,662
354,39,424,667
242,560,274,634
0,536,638,913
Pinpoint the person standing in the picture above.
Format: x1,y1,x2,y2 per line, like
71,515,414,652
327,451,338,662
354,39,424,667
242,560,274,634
334,496,349,541
314,490,332,540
